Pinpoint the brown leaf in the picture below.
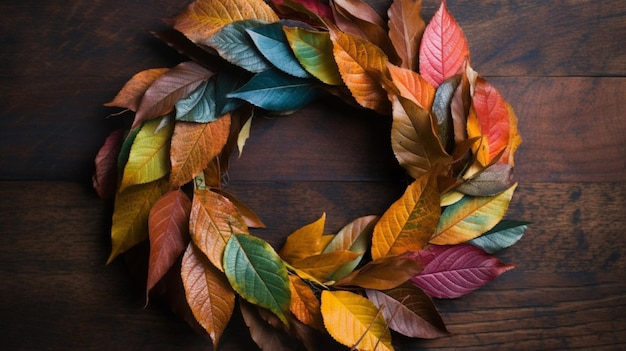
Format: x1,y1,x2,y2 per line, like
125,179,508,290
334,254,422,290
240,300,299,351
133,61,214,129
104,68,169,111
92,129,123,199
387,0,425,71
169,114,231,188
146,190,192,302
456,163,515,196
181,243,235,348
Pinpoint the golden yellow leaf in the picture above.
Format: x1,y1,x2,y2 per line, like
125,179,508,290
172,0,278,43
321,290,393,351
279,213,329,264
291,250,361,282
371,174,440,260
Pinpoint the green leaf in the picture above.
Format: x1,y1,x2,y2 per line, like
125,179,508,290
469,220,530,253
227,69,321,111
117,127,140,174
174,79,218,123
223,234,291,325
283,27,343,85
247,23,311,78
206,20,271,73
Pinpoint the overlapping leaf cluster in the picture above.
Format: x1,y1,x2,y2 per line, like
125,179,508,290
93,0,529,349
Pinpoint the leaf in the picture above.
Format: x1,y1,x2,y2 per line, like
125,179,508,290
107,179,169,264
500,102,522,166
133,61,214,128
206,20,272,73
174,79,220,123
237,115,253,156
120,116,174,192
330,29,390,114
371,173,440,260
104,68,169,111
271,0,333,22
146,190,192,301
456,163,515,196
223,234,292,325
190,188,249,271
320,290,393,351
467,77,510,166
366,282,448,339
430,183,518,245
410,244,515,298
181,243,235,348
228,68,321,111
169,114,231,188
247,23,311,78
172,0,279,43
289,275,324,330
387,0,425,71
284,27,343,85
210,188,266,228
469,220,530,254
214,67,251,115
390,95,451,180
334,254,422,290
387,62,435,111
419,1,469,88
239,300,297,351
291,250,361,282
93,129,123,199
431,75,460,152
117,127,140,172
279,213,328,264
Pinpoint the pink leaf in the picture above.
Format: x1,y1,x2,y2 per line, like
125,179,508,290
409,244,514,298
92,129,123,199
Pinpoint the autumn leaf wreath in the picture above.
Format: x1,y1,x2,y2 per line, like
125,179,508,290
93,0,529,349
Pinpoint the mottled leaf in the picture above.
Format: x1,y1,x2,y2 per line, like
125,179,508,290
93,129,123,199
469,220,530,253
105,68,169,111
456,163,515,196
388,0,425,71
334,254,422,290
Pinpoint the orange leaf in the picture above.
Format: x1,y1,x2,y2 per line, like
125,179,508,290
170,114,231,188
279,213,328,264
172,0,278,44
387,0,425,71
289,275,324,331
330,30,390,114
334,254,422,290
189,188,248,271
419,0,469,88
467,77,510,166
104,68,169,111
146,190,192,301
371,173,440,259
500,102,522,166
181,243,235,348
291,250,361,282
387,62,435,111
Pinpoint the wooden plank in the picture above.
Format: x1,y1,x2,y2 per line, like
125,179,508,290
1,180,624,350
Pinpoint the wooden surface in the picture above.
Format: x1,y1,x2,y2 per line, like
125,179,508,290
1,0,625,350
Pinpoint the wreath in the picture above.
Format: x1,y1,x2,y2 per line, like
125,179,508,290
92,0,529,349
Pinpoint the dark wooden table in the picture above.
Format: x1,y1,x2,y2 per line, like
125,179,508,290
1,0,625,350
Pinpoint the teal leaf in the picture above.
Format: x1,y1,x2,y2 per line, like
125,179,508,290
227,69,321,111
246,23,311,78
223,234,291,325
205,20,271,73
214,67,252,115
174,79,218,123
469,220,530,253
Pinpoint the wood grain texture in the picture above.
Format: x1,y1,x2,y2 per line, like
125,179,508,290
1,0,625,350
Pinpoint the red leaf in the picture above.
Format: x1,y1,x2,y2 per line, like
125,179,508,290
409,244,514,298
92,129,123,199
419,1,469,88
146,190,192,301
270,0,333,20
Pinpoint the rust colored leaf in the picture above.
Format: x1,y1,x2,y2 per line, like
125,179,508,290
170,114,231,188
189,188,249,271
181,243,235,348
334,254,422,290
387,62,435,111
388,0,425,71
330,30,390,114
279,213,329,264
419,1,469,87
172,0,279,43
105,68,169,112
146,190,192,301
92,129,123,200
289,275,324,331
133,61,214,129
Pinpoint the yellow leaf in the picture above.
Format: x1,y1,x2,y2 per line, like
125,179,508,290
387,62,435,111
330,30,390,114
279,213,328,264
289,275,324,331
172,0,278,43
430,183,518,245
371,174,440,260
120,116,173,192
107,179,169,264
321,290,393,351
291,250,361,282
237,114,253,157
170,114,231,188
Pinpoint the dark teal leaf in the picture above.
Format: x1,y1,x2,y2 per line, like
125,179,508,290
215,67,252,115
246,23,311,78
469,220,530,253
205,20,271,73
227,69,321,111
174,79,219,123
